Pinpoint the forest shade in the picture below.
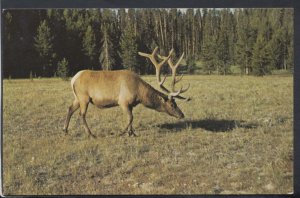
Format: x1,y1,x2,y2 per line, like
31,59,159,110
2,8,294,78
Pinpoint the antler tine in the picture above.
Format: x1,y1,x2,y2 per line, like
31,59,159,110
157,50,190,101
157,51,185,90
159,74,167,86
180,83,190,94
159,52,184,68
174,52,185,68
168,83,190,98
138,47,190,100
158,48,174,67
152,46,159,56
138,47,172,94
170,52,185,91
138,46,158,57
159,75,170,93
138,47,159,67
155,48,173,85
175,74,184,83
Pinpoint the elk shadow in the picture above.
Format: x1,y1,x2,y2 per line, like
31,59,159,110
157,119,258,133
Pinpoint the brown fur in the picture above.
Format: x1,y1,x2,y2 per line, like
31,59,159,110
63,70,184,137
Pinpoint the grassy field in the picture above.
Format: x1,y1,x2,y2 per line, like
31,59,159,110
2,75,293,195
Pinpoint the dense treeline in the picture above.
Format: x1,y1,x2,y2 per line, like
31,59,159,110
3,8,293,78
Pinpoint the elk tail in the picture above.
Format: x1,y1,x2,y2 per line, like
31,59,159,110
70,70,84,100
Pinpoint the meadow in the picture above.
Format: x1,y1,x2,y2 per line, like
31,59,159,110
2,75,293,195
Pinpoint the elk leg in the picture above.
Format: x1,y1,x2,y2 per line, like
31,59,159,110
63,99,80,134
80,101,97,139
120,105,137,137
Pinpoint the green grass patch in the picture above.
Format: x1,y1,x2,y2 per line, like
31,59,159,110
3,75,293,195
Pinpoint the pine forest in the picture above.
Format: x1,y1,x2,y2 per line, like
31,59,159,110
3,8,294,78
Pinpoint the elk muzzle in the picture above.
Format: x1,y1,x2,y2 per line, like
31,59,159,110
176,110,185,119
167,106,185,119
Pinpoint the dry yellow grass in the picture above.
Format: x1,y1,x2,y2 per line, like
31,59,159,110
2,75,293,195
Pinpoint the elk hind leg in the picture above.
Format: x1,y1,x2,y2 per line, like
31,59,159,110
63,99,80,134
80,100,96,139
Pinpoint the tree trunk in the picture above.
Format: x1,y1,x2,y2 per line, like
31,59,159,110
185,37,188,58
171,22,174,49
192,19,195,56
159,13,165,48
154,16,159,42
284,55,287,70
105,33,109,70
245,56,249,75
163,13,167,49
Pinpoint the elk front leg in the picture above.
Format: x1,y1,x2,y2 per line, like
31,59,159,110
120,105,137,137
63,99,80,134
80,101,96,139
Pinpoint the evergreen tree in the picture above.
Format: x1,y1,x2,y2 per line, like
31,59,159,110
82,25,97,65
235,9,256,75
194,9,203,59
251,33,271,76
99,26,115,70
284,8,294,71
201,9,219,74
267,28,285,70
186,56,196,74
57,58,69,80
287,39,294,73
98,9,120,70
34,20,54,76
202,39,217,74
217,9,231,75
120,23,138,72
118,9,127,31
3,8,294,78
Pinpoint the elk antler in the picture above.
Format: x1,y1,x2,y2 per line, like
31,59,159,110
138,47,174,93
157,50,190,101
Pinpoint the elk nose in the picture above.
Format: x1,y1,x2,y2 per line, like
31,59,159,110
179,113,185,119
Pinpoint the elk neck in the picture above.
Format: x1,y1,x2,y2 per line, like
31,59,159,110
138,80,168,111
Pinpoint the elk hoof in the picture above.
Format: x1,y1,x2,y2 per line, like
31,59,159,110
129,132,138,137
128,129,138,137
63,128,68,134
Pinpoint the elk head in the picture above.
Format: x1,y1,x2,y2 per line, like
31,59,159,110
138,47,190,119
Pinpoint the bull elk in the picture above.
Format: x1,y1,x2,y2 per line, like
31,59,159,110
63,47,190,137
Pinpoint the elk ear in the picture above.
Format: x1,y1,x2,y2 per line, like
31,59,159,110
159,96,167,103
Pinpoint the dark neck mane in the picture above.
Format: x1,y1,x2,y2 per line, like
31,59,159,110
138,80,167,109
